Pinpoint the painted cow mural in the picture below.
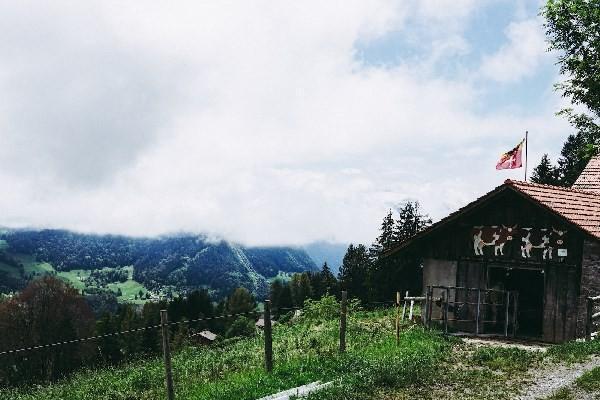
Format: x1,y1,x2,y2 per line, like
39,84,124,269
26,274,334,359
520,228,549,259
472,225,517,256
520,227,568,260
471,226,567,259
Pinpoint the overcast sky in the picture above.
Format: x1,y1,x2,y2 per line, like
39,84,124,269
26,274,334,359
0,0,574,245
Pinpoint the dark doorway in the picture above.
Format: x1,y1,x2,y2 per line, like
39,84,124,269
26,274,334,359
488,266,544,338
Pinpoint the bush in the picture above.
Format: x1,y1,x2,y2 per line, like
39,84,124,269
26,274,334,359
225,316,255,339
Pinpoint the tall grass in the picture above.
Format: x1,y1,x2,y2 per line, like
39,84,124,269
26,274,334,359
1,299,452,400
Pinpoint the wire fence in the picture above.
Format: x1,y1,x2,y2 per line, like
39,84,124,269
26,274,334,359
0,310,262,357
0,292,416,399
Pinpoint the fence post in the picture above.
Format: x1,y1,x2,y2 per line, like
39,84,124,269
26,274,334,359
160,310,175,400
264,300,273,372
401,290,408,321
427,286,434,329
396,291,400,346
504,291,510,337
444,287,450,334
475,289,481,336
586,297,593,341
512,292,519,337
339,291,347,353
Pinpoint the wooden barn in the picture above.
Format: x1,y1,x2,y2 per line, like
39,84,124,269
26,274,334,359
387,156,600,343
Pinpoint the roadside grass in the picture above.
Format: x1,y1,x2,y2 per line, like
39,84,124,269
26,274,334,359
546,338,600,363
376,340,542,400
471,346,542,372
544,387,575,400
1,303,453,400
575,366,600,392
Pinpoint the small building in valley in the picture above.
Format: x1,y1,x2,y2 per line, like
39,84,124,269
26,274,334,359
386,156,600,343
190,330,217,345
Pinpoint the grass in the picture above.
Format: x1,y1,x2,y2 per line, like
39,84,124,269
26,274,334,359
544,387,575,400
546,338,600,363
471,346,542,372
575,366,600,392
2,295,599,400
1,303,453,400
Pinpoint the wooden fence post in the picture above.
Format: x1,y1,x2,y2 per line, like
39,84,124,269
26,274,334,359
504,291,510,337
444,287,450,334
264,300,273,372
512,292,519,337
160,310,175,400
427,286,434,328
475,289,481,336
396,291,400,346
339,291,347,353
401,290,408,321
586,297,593,341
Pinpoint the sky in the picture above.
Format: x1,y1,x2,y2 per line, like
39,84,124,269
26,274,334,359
0,0,575,246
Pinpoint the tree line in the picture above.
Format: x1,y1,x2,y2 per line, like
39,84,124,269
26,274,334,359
270,201,432,311
0,277,257,387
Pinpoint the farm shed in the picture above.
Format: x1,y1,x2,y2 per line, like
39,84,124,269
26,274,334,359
386,156,600,343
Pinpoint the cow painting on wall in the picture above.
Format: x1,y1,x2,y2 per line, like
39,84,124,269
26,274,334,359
521,227,567,260
472,225,517,256
471,226,567,260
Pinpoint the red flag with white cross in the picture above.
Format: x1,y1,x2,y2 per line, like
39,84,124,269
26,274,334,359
496,139,525,170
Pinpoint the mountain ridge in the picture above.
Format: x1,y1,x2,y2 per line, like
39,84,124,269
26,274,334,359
0,229,317,299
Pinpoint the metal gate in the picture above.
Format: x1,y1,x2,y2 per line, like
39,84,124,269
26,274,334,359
424,285,519,337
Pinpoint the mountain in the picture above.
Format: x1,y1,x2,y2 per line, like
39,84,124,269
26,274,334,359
0,229,317,299
302,241,348,274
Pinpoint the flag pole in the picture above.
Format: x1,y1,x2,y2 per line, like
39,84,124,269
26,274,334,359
524,130,528,182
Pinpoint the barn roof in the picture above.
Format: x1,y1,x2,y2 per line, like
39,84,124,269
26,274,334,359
384,179,600,256
508,180,600,239
572,156,600,193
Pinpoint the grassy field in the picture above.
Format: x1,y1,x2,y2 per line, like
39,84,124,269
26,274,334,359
1,298,599,400
2,300,453,400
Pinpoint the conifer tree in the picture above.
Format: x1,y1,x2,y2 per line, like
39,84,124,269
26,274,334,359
371,209,395,257
531,154,559,185
338,244,371,302
319,262,338,295
394,201,432,243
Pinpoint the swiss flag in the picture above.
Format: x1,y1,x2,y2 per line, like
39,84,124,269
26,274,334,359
496,139,524,170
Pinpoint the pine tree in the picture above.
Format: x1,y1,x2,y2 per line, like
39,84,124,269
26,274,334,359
531,154,559,185
394,201,432,243
290,272,312,307
338,244,371,302
319,262,338,296
370,209,396,258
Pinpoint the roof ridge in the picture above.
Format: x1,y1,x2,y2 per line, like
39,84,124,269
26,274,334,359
505,179,600,196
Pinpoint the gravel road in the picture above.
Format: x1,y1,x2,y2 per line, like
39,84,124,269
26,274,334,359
517,355,600,400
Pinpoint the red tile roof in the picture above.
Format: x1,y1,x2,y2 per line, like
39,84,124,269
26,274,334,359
572,156,600,194
507,180,600,240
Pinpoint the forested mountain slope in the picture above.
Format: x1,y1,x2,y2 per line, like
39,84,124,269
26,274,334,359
0,229,316,299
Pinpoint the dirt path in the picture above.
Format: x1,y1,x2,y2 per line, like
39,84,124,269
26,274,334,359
517,355,600,400
463,337,549,353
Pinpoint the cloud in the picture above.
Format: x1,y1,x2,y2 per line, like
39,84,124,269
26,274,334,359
0,1,570,246
480,18,548,83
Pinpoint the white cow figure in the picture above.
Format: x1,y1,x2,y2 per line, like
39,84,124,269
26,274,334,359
520,228,550,259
